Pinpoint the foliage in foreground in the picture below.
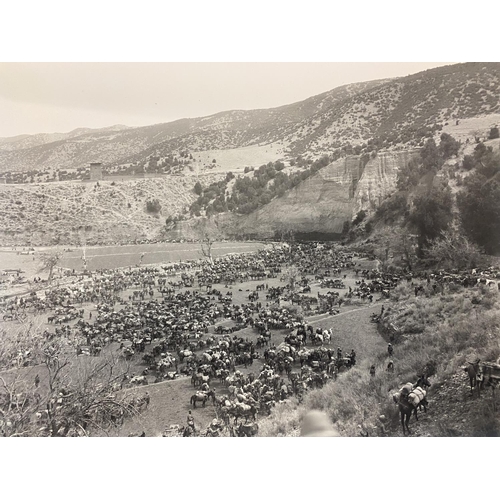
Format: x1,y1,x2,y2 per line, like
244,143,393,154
0,326,141,437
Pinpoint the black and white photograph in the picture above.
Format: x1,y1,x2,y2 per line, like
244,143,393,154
2,3,499,498
1,59,499,442
1,6,499,476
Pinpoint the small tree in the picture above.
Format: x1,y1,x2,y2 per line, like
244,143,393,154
197,217,221,263
393,229,418,271
276,222,296,244
421,138,441,170
488,126,499,140
462,155,474,171
439,133,461,159
374,227,418,271
194,182,203,196
146,199,161,214
0,325,136,437
424,229,484,269
282,265,300,291
38,251,62,282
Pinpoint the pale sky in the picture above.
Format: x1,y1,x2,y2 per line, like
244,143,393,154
0,62,455,138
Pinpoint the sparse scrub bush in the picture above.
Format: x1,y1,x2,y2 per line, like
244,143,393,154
488,126,499,140
353,210,367,225
257,398,301,437
470,403,500,436
390,281,411,301
146,199,162,214
462,155,474,171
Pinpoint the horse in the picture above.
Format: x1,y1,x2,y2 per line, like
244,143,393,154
395,387,428,435
231,402,257,423
182,425,197,437
236,422,259,437
190,389,215,408
129,375,148,385
310,333,324,346
415,374,431,390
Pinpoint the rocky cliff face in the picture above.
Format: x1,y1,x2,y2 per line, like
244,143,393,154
353,150,419,213
222,150,419,239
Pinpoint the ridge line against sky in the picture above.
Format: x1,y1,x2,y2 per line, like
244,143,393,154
0,62,455,138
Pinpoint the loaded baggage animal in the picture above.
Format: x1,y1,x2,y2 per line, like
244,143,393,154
190,389,215,408
393,384,428,435
236,422,259,437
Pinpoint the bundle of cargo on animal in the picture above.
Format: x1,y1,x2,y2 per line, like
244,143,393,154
392,382,429,435
392,382,414,403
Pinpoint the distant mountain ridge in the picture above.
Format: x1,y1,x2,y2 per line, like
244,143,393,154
0,62,499,175
0,125,130,152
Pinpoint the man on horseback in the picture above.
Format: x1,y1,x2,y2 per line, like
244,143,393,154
387,343,393,357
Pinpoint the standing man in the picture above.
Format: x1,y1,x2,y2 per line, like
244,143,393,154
187,411,195,433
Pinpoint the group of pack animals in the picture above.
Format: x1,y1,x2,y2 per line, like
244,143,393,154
3,241,500,437
392,358,500,436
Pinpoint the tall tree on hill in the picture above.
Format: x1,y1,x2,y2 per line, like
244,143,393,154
374,227,418,271
421,138,441,171
457,150,500,254
409,186,453,256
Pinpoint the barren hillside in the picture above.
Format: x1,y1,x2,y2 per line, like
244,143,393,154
0,174,224,246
